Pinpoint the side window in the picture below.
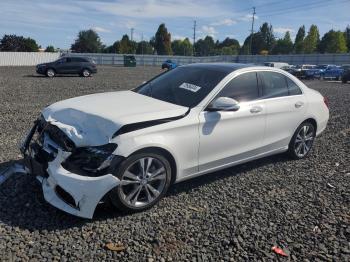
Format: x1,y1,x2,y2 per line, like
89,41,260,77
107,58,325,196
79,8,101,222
217,72,259,102
66,57,72,63
259,71,289,99
286,77,302,95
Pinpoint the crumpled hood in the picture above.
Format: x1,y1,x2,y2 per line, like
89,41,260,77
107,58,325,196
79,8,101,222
42,91,188,147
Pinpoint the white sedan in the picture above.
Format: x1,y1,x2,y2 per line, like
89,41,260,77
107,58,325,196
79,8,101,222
20,63,329,218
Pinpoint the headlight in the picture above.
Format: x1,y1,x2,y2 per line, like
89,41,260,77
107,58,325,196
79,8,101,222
64,143,118,174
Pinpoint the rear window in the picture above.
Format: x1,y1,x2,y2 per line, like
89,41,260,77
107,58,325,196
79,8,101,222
71,57,88,62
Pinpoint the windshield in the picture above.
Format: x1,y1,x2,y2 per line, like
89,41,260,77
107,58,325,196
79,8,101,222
134,66,229,107
316,65,328,69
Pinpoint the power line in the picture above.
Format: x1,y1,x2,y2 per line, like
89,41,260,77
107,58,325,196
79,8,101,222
258,0,348,17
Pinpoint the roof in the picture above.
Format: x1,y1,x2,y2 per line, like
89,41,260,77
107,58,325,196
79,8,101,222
183,63,254,74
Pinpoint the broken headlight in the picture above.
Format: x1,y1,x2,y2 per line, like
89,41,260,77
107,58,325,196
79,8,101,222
63,143,119,176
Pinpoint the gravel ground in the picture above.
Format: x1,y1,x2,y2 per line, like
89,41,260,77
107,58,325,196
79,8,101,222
0,66,349,261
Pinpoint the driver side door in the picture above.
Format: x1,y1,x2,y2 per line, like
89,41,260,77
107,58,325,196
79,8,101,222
198,72,266,172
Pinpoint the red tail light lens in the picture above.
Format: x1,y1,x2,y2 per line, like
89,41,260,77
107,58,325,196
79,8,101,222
323,96,329,108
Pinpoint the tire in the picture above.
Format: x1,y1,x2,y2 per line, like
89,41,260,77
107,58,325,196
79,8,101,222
288,121,316,160
46,68,55,77
320,75,324,81
81,69,91,77
342,78,347,84
109,152,172,212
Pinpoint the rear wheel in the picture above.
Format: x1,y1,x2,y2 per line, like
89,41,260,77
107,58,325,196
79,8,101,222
288,122,316,159
342,78,347,84
46,68,55,77
109,152,172,212
81,69,91,77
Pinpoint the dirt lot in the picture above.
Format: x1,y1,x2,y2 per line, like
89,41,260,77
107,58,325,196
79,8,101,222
0,66,349,261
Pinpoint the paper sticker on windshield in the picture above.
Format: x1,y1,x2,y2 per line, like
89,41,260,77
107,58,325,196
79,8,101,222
179,82,201,92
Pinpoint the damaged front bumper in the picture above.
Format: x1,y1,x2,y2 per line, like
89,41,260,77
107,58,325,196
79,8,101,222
21,119,121,219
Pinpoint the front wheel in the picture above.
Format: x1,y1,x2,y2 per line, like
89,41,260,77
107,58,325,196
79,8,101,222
46,68,55,77
288,122,316,159
342,78,347,84
109,152,172,212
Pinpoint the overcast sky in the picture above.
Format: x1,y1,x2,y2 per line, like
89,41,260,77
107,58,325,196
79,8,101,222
0,0,349,49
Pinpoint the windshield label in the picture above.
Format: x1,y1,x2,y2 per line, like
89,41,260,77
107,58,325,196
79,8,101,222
179,82,201,92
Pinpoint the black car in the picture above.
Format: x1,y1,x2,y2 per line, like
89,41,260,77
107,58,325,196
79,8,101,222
36,57,97,77
341,64,350,83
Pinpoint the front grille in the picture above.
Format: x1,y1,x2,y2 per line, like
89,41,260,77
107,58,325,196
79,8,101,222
45,124,75,151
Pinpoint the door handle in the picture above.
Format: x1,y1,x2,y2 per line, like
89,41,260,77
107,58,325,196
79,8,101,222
295,101,304,108
250,106,263,113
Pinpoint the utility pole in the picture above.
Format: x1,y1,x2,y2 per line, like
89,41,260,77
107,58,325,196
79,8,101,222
130,28,134,41
193,20,196,56
249,7,256,55
141,33,144,66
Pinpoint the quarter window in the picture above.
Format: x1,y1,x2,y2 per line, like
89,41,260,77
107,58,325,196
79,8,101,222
259,71,289,98
217,72,259,102
286,77,302,95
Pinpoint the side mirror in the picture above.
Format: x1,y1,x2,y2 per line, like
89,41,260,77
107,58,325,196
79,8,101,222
207,97,240,112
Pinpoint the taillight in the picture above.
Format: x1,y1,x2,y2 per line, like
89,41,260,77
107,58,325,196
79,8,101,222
323,96,329,108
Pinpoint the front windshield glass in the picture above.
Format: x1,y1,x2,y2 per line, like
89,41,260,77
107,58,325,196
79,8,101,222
134,66,229,108
316,65,328,69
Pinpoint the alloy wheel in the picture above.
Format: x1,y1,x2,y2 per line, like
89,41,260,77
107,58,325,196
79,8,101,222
294,124,315,158
119,157,167,208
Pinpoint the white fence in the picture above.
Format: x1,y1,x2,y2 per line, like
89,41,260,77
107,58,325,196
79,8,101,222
0,52,349,66
0,52,60,66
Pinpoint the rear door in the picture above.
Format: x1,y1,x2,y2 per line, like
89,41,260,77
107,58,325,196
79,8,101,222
259,71,306,149
198,72,266,172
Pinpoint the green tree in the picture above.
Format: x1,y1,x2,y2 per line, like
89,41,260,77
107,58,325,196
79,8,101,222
154,23,172,55
240,32,265,55
260,22,276,52
0,34,39,51
136,41,153,54
171,38,193,56
71,29,103,53
118,34,136,54
45,45,55,52
303,25,320,53
195,36,216,56
345,25,350,51
272,31,293,54
218,37,240,55
221,46,239,55
294,25,305,53
318,30,348,53
103,41,119,53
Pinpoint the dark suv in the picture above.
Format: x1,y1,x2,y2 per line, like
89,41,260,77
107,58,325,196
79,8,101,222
36,57,97,77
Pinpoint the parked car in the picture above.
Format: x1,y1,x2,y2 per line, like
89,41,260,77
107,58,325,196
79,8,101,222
20,63,329,218
36,57,97,77
124,55,136,67
341,64,350,83
290,64,316,79
162,59,178,70
264,62,290,69
306,64,344,80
